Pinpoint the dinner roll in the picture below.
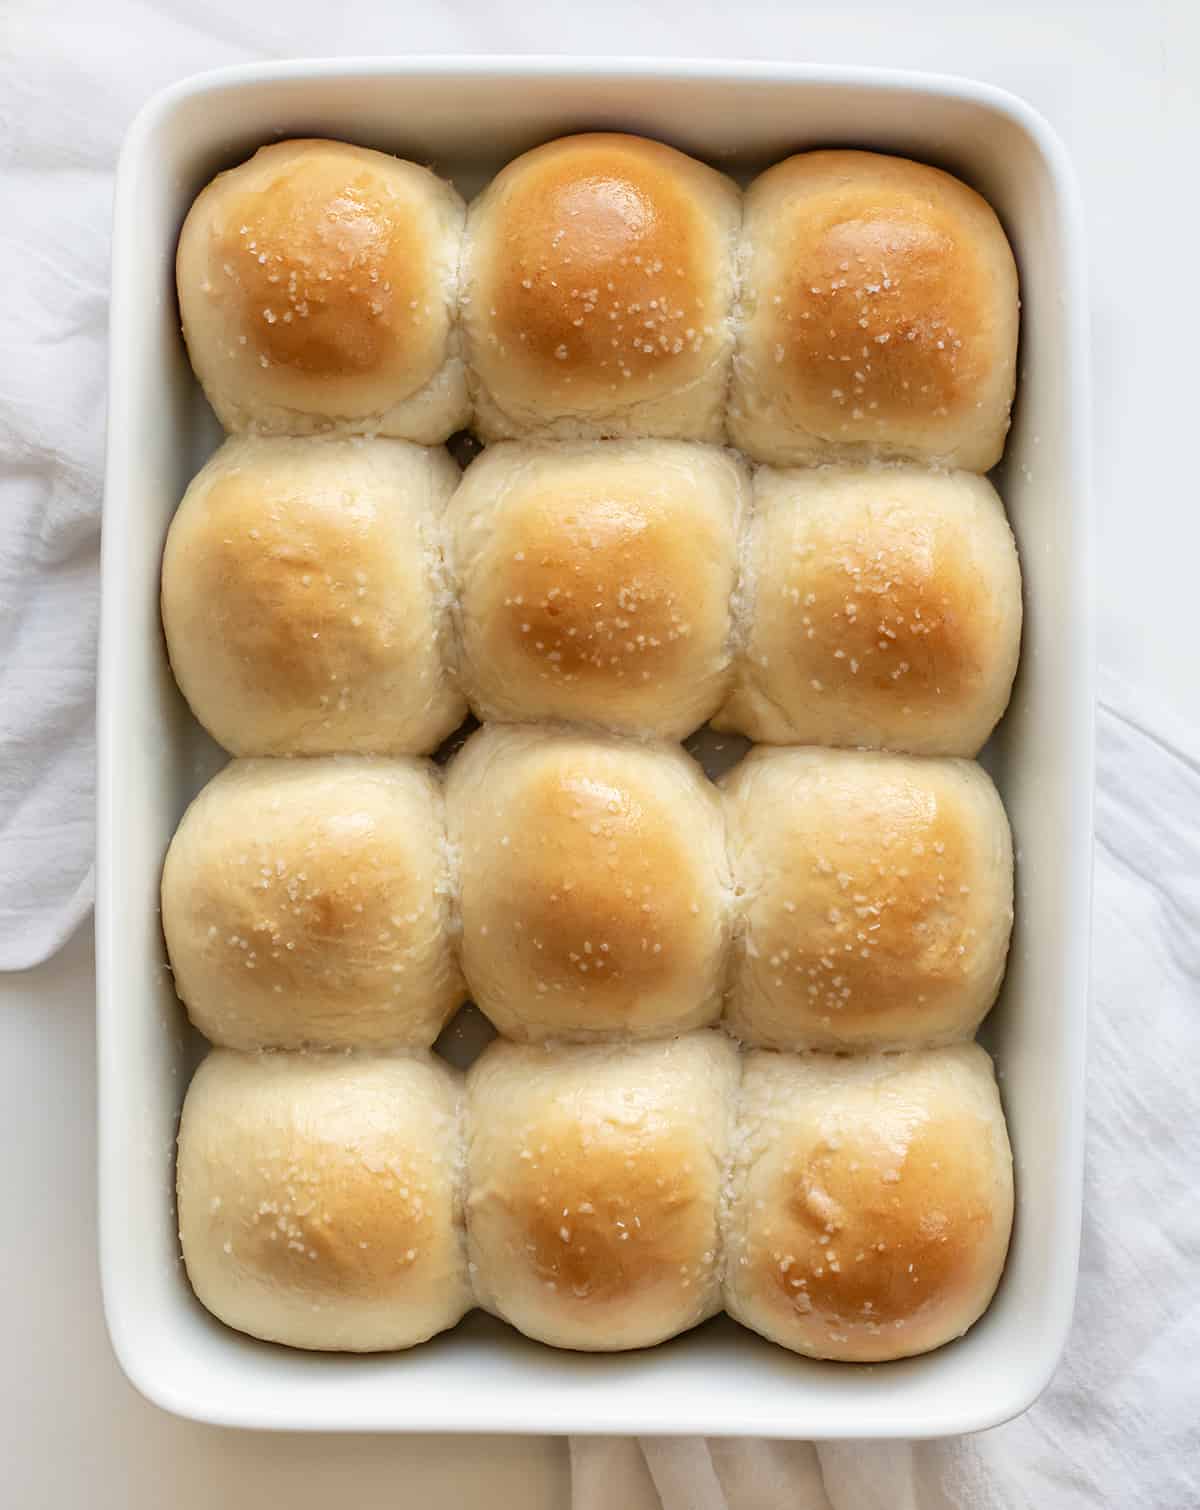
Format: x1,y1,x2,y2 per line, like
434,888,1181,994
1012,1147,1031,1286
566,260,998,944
446,440,746,738
466,1033,739,1349
463,134,741,441
722,747,1012,1052
730,150,1018,470
177,139,468,440
724,1044,1013,1362
713,464,1022,755
446,725,731,1041
178,1049,470,1351
162,756,464,1050
161,435,464,756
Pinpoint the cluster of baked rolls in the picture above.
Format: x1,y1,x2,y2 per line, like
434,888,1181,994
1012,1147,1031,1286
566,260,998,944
180,1036,1011,1360
164,734,1012,1056
167,131,1020,1365
177,134,1016,464
162,436,1020,756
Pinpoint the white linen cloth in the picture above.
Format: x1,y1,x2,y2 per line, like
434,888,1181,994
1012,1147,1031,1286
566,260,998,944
1,4,1196,1506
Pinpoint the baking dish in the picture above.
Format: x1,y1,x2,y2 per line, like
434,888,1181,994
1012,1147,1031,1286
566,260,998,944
97,57,1092,1436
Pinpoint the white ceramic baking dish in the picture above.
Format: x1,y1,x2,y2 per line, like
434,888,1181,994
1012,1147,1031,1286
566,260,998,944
97,57,1092,1437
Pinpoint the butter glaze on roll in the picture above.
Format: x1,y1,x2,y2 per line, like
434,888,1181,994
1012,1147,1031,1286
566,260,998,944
466,1032,740,1350
722,746,1013,1052
446,439,746,739
161,436,464,757
463,134,741,441
162,756,465,1051
177,139,468,440
713,463,1022,756
177,1049,470,1351
446,724,732,1042
730,150,1018,470
723,1044,1014,1362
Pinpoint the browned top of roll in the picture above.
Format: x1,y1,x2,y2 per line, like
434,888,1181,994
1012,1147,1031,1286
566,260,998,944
733,150,1018,469
466,134,739,432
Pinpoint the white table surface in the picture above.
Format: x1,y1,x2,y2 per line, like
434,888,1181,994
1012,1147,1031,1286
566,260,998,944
4,1,1197,1504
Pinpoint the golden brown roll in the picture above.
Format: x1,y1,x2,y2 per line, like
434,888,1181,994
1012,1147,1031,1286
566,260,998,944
445,724,731,1042
466,1032,739,1349
729,151,1018,470
713,463,1022,755
161,435,464,757
723,1044,1014,1362
177,1048,471,1351
463,134,741,441
446,440,746,738
177,139,468,440
162,756,465,1050
722,747,1012,1052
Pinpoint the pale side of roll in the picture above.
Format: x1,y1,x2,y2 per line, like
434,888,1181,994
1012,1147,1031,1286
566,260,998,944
466,1032,740,1349
723,1043,1014,1362
177,1049,471,1351
463,134,741,442
162,756,464,1051
713,463,1022,756
729,150,1019,470
161,435,464,757
722,746,1013,1052
446,439,747,739
177,139,469,440
445,724,732,1042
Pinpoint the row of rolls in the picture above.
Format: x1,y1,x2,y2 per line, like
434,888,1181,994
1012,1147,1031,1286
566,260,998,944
179,1035,1012,1363
177,134,1018,469
162,436,1022,760
164,731,1013,1054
